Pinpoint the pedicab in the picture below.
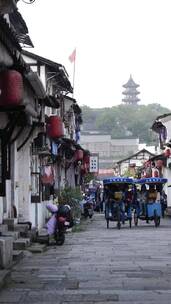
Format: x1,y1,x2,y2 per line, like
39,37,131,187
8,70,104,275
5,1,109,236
103,177,134,229
133,177,167,227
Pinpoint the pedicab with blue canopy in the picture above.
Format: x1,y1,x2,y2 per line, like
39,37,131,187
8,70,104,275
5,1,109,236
133,177,167,227
103,177,134,229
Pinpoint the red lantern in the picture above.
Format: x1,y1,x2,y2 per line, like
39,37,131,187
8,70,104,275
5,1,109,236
0,70,23,106
47,116,64,138
164,148,171,158
156,160,163,168
75,149,83,161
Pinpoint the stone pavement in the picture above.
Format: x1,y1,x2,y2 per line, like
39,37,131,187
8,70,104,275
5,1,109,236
1,214,171,303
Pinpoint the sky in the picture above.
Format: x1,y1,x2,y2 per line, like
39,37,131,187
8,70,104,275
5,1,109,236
18,0,171,110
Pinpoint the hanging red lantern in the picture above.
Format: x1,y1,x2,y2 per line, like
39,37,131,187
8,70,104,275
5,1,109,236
156,160,163,168
75,149,83,161
0,70,23,106
47,116,64,138
164,148,171,158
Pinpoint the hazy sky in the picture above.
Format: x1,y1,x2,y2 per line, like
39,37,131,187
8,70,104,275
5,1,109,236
18,0,171,110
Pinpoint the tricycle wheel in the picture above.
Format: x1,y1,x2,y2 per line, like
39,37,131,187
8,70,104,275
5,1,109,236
55,232,65,246
117,208,121,229
129,218,132,228
154,210,160,227
117,221,121,229
107,220,109,229
134,212,138,226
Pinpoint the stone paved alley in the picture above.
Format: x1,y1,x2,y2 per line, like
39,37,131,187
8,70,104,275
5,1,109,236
1,214,171,303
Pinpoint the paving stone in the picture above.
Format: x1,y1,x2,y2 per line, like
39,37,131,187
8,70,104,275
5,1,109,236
1,214,171,302
0,270,10,290
27,243,47,253
13,238,30,250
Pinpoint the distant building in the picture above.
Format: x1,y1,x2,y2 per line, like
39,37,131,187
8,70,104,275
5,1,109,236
115,148,155,176
122,75,140,105
80,135,139,169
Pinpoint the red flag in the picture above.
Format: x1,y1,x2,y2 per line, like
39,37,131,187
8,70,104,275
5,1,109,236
69,48,76,63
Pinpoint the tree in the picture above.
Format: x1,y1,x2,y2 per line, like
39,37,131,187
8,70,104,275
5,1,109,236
81,103,170,144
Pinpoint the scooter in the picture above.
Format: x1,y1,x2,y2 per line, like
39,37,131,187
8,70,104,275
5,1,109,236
83,195,94,219
46,203,73,245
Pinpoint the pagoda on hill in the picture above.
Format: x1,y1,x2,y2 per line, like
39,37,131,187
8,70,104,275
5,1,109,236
122,75,140,105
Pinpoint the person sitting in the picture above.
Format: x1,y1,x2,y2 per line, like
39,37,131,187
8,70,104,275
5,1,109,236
139,184,147,216
148,184,157,203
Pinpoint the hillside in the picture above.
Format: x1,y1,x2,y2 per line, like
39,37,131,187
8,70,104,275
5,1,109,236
81,103,170,144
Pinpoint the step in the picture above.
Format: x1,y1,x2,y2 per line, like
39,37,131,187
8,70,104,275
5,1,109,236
0,237,13,269
27,227,38,242
0,270,10,290
13,238,30,250
1,231,20,240
14,224,29,237
12,250,24,262
3,218,16,231
36,229,49,244
0,225,8,234
27,243,47,253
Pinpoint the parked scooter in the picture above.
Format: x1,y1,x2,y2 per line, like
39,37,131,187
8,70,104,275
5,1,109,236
46,203,73,245
83,195,94,219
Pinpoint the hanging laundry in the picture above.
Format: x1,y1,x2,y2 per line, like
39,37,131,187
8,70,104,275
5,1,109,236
51,141,58,156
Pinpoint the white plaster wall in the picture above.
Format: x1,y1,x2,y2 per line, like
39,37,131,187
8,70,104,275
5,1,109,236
61,167,66,189
29,201,50,229
0,197,3,224
17,136,31,221
10,142,19,217
163,163,171,207
5,180,11,217
66,164,76,188
29,203,36,227
40,66,46,89
38,201,51,229
163,120,171,141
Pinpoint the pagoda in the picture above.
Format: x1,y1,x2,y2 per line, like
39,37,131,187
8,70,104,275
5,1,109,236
122,75,140,105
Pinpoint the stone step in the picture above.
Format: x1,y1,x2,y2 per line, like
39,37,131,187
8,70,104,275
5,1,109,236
3,218,17,231
0,270,10,290
0,224,8,234
1,231,20,240
13,224,29,237
27,227,38,242
36,229,49,244
0,237,13,269
12,250,24,262
27,243,47,253
13,238,30,250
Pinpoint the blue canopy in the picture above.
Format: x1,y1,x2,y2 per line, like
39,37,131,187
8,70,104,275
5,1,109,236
134,177,168,184
103,177,134,185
